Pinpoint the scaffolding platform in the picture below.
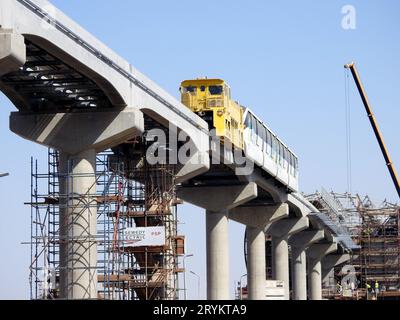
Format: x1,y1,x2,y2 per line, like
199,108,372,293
29,135,185,300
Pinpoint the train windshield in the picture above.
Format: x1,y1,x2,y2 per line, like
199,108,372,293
209,85,223,95
183,86,197,93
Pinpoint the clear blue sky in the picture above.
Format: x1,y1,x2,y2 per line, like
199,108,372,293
0,0,399,299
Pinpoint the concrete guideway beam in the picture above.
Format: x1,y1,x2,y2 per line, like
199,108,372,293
265,217,309,300
0,29,26,77
307,243,338,300
286,193,312,218
0,1,210,153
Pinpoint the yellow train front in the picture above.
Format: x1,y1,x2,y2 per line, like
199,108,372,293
180,78,299,192
180,78,244,150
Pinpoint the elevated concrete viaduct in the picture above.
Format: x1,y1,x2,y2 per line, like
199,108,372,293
0,0,357,300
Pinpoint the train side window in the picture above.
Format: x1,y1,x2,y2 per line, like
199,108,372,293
251,116,257,144
266,130,272,156
272,136,277,161
278,143,283,166
261,126,267,152
289,153,294,175
277,143,281,165
283,148,289,170
256,121,264,148
245,114,251,129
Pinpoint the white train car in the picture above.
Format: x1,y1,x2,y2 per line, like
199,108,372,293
243,108,299,192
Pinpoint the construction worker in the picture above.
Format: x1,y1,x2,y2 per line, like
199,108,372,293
365,282,372,300
337,282,343,294
375,281,379,298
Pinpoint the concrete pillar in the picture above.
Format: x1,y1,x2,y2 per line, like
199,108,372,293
307,243,338,300
247,226,266,300
9,109,143,300
266,217,309,300
206,210,230,300
272,236,290,300
289,230,325,300
59,149,97,299
292,247,307,300
308,259,322,300
230,203,289,301
178,183,258,300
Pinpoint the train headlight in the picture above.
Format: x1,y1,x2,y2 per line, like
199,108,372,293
217,110,224,117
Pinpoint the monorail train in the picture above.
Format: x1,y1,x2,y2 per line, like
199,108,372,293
180,78,299,192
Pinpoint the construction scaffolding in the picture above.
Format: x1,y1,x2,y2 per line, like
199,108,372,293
306,189,400,300
356,201,400,295
29,133,185,300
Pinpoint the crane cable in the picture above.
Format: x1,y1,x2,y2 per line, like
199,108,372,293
344,68,353,195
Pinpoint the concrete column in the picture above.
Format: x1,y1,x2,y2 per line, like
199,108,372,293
206,210,230,300
178,183,258,300
266,217,309,300
272,236,290,300
230,203,289,301
307,243,338,300
59,149,97,299
247,226,266,300
292,247,307,300
308,259,322,300
289,230,325,300
9,109,143,300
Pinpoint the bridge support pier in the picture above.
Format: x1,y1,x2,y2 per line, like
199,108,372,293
10,109,143,299
272,236,289,298
230,203,289,300
59,149,97,299
206,210,230,299
292,248,307,300
266,217,309,300
307,243,337,300
289,230,324,300
178,183,258,300
246,226,266,300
